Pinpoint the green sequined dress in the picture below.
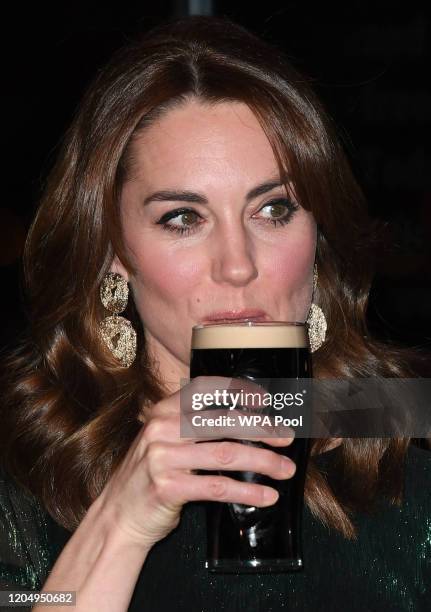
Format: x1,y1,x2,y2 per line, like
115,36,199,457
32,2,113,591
1,444,430,611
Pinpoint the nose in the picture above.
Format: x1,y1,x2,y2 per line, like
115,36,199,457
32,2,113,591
210,221,258,287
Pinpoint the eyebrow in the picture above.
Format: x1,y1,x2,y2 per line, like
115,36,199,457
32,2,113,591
143,177,288,206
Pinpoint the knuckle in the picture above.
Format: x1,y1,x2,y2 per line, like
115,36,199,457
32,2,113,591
142,419,165,443
214,441,236,465
152,474,173,501
208,477,228,499
145,441,168,470
192,376,207,392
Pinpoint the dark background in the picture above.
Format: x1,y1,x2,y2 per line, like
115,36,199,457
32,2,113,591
1,0,430,355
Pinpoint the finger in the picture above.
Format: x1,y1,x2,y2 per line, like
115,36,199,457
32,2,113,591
156,471,280,508
146,439,296,480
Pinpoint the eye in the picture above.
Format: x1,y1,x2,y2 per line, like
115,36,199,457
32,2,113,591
155,208,204,235
256,198,299,227
155,198,299,236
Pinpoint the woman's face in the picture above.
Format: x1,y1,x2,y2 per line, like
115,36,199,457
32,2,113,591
113,98,317,387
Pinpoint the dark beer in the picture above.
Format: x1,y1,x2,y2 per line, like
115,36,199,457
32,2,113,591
190,321,312,573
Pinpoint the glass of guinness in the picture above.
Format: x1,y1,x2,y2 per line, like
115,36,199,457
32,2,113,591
190,321,312,573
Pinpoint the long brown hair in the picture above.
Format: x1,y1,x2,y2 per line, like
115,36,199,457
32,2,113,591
0,15,424,538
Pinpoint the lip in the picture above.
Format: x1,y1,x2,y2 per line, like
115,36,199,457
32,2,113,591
202,309,270,324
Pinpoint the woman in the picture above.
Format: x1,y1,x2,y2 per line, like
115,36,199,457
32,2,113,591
1,14,430,612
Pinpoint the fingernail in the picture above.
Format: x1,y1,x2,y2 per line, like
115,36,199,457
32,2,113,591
275,433,295,444
281,456,295,474
263,487,279,505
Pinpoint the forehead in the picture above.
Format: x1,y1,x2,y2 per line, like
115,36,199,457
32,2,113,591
127,99,281,187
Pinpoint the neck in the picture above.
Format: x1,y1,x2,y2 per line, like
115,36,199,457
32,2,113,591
146,334,190,395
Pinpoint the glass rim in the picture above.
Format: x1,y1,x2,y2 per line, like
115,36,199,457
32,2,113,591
192,320,306,330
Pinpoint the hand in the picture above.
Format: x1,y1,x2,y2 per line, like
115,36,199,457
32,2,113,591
95,376,296,551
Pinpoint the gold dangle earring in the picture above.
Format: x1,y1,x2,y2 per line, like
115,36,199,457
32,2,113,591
99,272,137,367
306,263,327,353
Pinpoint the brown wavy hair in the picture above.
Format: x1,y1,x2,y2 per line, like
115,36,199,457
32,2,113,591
0,15,425,538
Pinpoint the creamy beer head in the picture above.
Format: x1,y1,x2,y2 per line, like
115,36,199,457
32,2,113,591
192,321,308,349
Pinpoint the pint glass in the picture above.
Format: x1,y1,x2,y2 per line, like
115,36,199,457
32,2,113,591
190,321,312,573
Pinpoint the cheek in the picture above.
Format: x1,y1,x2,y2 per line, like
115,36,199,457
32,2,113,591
131,247,203,300
268,249,313,290
264,223,316,292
